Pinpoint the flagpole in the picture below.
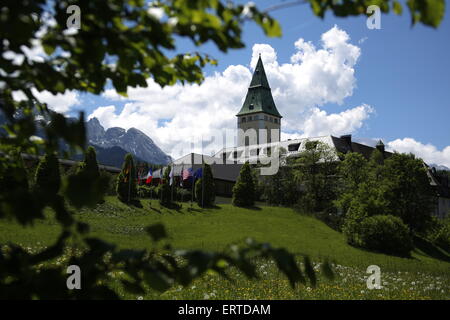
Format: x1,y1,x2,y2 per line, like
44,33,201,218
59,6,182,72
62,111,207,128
128,163,131,204
202,159,204,208
171,165,174,204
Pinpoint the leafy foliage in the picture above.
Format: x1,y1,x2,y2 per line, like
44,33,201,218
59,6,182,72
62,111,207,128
261,165,298,206
293,141,338,214
380,153,436,233
116,153,138,204
232,162,256,207
425,216,450,251
159,166,173,207
306,0,445,28
346,215,413,256
194,164,215,207
65,147,108,207
34,152,61,201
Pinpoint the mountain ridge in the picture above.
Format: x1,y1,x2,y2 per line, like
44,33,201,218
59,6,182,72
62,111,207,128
86,117,171,165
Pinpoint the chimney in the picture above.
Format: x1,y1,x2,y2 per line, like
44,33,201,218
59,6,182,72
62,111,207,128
340,134,352,146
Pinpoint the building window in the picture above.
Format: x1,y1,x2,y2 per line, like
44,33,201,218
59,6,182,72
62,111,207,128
269,117,273,122
249,104,254,110
241,117,246,123
264,115,268,121
288,143,300,152
274,118,278,124
249,116,252,121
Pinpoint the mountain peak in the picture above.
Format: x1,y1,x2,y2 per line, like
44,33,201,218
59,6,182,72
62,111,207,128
86,118,170,165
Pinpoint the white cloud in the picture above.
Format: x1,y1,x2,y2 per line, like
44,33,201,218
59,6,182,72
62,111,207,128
301,104,374,137
387,138,450,168
13,89,80,113
89,25,373,157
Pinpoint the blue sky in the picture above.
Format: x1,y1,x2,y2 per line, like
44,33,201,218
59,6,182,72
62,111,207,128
200,2,450,150
63,2,450,166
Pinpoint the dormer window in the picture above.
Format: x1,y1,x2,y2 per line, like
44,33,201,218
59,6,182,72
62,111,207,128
249,104,254,110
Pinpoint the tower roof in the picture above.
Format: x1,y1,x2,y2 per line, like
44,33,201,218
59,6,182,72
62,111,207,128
236,55,282,118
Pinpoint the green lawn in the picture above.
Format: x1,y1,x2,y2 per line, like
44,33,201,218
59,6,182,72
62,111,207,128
1,196,449,299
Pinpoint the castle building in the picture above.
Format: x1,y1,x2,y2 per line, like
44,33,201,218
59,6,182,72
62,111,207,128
236,54,282,147
151,56,450,216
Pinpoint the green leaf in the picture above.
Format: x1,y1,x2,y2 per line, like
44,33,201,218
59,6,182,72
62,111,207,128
393,1,403,15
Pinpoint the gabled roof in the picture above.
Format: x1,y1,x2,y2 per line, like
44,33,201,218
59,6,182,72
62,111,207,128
236,55,282,118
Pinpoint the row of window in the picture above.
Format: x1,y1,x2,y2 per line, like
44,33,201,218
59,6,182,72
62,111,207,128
221,141,310,160
240,115,279,123
222,148,273,160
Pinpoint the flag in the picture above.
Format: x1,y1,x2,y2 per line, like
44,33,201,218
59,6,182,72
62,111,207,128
182,168,193,181
145,168,153,184
193,168,203,180
169,166,174,186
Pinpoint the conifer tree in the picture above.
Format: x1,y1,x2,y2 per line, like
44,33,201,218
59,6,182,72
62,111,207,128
82,146,100,179
195,164,215,207
116,153,137,203
159,165,172,207
232,162,255,207
35,152,61,201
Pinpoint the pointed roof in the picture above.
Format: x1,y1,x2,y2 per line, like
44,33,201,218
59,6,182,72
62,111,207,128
236,55,282,118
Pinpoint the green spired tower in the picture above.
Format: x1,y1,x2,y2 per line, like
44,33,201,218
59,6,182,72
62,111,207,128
236,54,282,147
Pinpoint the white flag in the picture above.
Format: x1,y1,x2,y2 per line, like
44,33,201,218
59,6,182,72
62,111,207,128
169,167,174,186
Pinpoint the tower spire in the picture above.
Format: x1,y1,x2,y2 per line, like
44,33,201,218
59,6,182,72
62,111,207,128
237,55,281,117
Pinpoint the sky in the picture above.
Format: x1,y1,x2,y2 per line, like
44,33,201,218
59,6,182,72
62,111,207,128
14,1,450,167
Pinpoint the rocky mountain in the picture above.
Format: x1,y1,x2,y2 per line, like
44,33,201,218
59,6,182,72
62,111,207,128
86,117,171,165
429,164,450,171
72,144,146,168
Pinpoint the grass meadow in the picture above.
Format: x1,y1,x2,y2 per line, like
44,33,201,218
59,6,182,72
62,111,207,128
1,196,449,300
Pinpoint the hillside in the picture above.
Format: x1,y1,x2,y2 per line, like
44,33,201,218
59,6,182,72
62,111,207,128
2,196,449,273
1,197,448,299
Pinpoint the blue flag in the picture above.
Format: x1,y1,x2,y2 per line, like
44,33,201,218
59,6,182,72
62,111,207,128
193,168,203,180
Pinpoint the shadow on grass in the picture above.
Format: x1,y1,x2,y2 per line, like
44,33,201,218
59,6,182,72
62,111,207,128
243,206,262,211
413,236,450,263
120,199,143,208
149,206,162,214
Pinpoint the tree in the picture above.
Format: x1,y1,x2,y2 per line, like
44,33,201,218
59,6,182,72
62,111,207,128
233,162,256,207
293,141,338,213
116,153,138,203
195,164,216,207
261,165,298,206
159,165,173,207
380,153,436,233
35,152,61,201
65,146,108,207
335,152,369,216
81,146,100,180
